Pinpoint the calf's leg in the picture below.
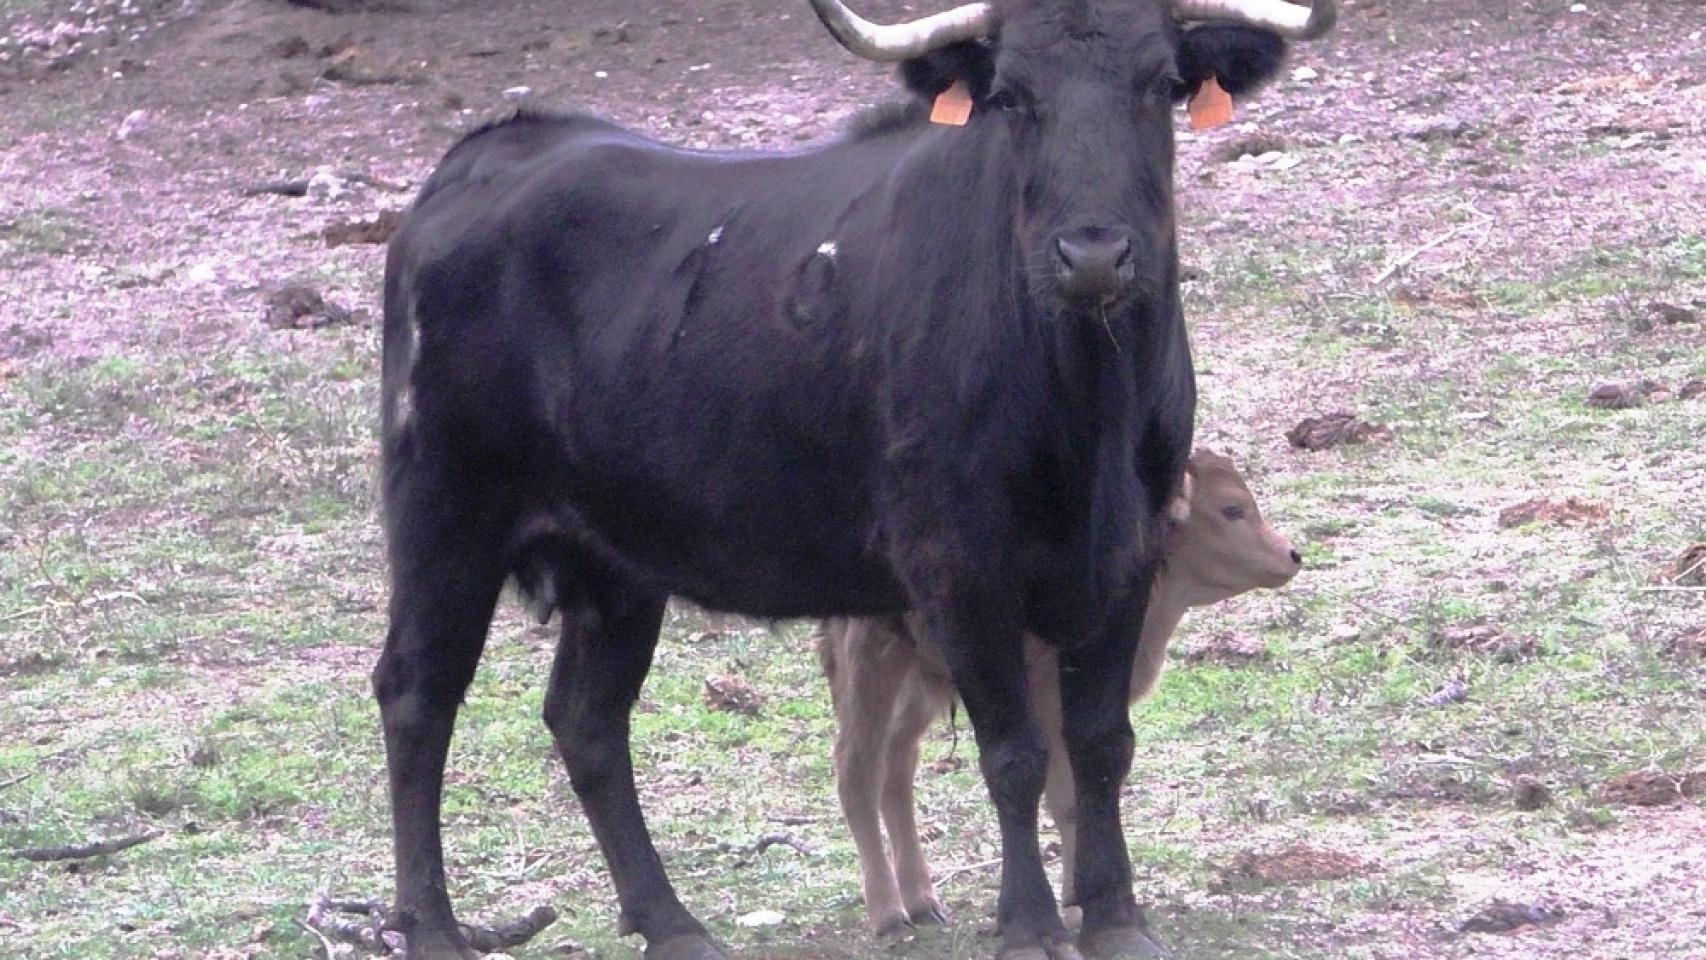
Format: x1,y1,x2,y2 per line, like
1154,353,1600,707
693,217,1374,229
825,619,914,935
373,485,511,960
542,564,718,960
1026,646,1080,910
881,669,951,926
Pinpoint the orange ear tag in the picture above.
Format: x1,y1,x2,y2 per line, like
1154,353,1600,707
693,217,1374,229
930,79,974,126
1188,75,1234,130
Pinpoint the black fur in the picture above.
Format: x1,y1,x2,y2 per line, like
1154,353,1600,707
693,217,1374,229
1176,23,1288,99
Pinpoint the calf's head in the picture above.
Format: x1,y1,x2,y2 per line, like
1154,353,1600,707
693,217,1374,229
809,0,1333,313
1166,449,1300,604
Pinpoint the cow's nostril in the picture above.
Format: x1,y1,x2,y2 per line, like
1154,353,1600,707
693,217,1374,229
1290,549,1302,565
1112,237,1132,268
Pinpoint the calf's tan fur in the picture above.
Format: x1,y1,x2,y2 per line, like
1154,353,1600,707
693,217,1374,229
818,450,1299,934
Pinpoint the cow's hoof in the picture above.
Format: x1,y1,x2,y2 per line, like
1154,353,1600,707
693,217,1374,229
644,932,727,960
402,935,479,960
998,938,1083,960
908,898,952,927
1079,924,1168,959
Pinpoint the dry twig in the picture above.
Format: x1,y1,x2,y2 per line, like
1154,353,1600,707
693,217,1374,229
304,893,558,955
11,832,157,862
1373,204,1491,284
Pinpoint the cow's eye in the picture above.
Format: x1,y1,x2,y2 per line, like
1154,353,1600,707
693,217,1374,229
985,87,1021,112
1221,505,1246,521
1146,74,1183,101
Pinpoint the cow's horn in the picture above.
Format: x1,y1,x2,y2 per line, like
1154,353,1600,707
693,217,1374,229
807,0,996,62
1173,0,1337,40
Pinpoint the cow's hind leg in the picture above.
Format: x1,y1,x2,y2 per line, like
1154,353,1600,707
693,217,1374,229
543,561,720,960
373,485,512,960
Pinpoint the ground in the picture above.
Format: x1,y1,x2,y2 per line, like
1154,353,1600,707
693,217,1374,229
1,0,1703,958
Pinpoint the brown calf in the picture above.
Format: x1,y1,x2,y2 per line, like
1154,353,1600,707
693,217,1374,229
818,450,1300,934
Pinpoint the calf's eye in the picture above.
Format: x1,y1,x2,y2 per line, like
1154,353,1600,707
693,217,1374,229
1221,505,1245,521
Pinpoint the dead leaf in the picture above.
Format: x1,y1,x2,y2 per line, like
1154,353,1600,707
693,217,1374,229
1432,622,1539,662
1651,301,1699,325
1601,770,1705,807
1663,627,1706,660
264,285,361,330
1653,544,1706,586
1286,412,1393,451
1587,379,1663,409
703,675,762,716
1179,632,1269,665
323,210,404,247
1497,497,1608,529
1512,777,1553,811
1216,844,1366,889
1420,679,1470,707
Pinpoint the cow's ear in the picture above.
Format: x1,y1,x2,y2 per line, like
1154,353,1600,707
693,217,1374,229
1174,24,1288,102
900,39,997,104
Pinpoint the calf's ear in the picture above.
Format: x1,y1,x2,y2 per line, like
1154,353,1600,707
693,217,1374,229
900,39,997,103
1175,24,1288,102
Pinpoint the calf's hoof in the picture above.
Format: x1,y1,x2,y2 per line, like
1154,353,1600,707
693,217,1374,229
644,932,727,960
871,911,913,939
1079,924,1168,959
908,898,952,927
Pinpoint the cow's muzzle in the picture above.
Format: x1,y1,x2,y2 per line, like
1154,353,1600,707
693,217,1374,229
1052,229,1137,306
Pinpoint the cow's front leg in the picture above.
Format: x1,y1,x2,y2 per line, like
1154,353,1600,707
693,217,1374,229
1058,579,1165,960
927,592,1078,960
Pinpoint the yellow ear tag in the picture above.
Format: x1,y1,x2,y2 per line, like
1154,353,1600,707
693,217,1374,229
930,79,974,126
1188,75,1234,130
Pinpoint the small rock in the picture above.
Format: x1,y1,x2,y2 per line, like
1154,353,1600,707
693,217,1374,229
1290,65,1318,82
735,909,786,927
115,109,148,141
306,169,347,201
1678,379,1704,400
502,85,532,100
1286,411,1393,451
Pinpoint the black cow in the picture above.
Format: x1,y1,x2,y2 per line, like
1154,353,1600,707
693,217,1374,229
374,1,1334,958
